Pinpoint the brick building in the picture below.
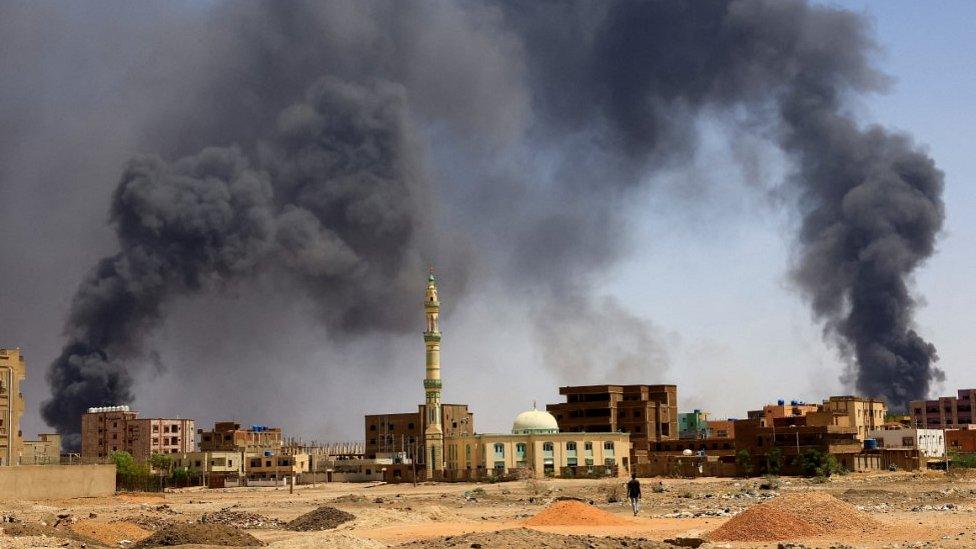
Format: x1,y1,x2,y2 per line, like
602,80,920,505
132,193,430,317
546,384,678,462
747,400,819,426
80,406,195,462
198,422,282,453
910,389,976,430
365,404,474,463
947,426,976,453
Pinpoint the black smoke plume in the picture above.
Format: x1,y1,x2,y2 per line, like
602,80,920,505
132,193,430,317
30,0,944,444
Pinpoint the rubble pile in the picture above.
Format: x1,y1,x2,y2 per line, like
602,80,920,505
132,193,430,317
132,523,264,547
285,506,356,531
200,508,285,529
524,499,633,526
708,492,883,542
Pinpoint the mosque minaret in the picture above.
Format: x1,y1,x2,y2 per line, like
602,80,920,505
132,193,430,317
423,269,445,476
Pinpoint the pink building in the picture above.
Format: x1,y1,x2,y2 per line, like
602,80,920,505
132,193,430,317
81,406,194,462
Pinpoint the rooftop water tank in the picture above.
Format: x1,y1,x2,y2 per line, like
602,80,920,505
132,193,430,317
864,438,879,451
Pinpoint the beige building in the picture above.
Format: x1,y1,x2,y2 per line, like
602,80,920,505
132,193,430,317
21,433,61,465
444,408,631,479
822,396,887,441
245,451,309,480
80,407,195,462
174,450,245,476
0,348,26,466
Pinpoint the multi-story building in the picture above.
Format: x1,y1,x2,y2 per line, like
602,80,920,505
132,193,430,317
678,409,709,439
707,419,735,439
910,389,976,430
174,450,245,476
245,451,309,480
443,407,631,479
198,422,282,453
364,404,474,462
80,406,194,462
546,384,678,462
0,348,26,466
747,400,819,427
869,427,945,458
20,433,61,465
822,396,887,441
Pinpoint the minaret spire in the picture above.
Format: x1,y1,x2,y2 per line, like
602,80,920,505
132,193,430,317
423,268,444,477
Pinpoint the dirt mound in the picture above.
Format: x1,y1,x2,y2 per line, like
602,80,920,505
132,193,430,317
524,499,633,526
132,523,264,547
708,492,884,542
71,519,151,545
397,527,670,548
201,509,285,529
285,506,356,531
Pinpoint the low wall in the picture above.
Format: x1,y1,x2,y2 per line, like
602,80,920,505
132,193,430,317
0,464,116,500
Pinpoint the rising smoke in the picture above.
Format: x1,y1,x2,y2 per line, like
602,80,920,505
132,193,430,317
20,0,943,444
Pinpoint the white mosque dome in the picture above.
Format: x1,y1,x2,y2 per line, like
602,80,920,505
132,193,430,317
512,407,560,434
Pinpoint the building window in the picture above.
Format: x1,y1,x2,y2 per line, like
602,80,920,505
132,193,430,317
408,423,414,430
603,441,614,451
566,442,577,451
584,442,593,451
494,443,505,456
369,425,376,431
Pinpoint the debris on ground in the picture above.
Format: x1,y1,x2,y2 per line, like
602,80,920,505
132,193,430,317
285,506,356,531
332,494,368,504
396,527,671,548
132,523,265,547
523,499,633,526
70,519,152,545
200,508,286,529
707,492,884,542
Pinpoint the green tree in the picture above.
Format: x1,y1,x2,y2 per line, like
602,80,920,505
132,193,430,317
735,449,753,477
150,453,173,473
110,451,137,475
796,449,839,478
765,447,783,475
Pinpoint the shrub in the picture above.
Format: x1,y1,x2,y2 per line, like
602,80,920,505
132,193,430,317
759,475,781,490
602,479,622,503
765,447,783,475
735,449,753,477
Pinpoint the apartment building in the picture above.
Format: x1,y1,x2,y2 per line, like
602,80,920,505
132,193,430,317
198,422,282,453
245,451,309,480
546,384,678,463
822,396,887,441
0,348,26,466
364,403,474,462
80,407,195,462
174,450,245,476
909,389,976,429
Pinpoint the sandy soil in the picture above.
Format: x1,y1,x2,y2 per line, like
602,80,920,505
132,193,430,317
0,470,974,547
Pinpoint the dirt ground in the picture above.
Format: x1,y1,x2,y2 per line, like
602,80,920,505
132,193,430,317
2,470,975,548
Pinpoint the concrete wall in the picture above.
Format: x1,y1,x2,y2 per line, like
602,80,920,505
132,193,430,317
0,464,115,499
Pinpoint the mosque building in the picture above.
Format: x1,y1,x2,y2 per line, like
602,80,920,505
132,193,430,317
419,271,630,480
364,270,631,481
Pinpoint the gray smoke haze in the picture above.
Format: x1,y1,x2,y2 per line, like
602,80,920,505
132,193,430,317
0,0,943,444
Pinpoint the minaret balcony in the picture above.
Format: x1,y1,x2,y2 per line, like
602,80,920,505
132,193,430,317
423,332,441,342
424,379,442,389
424,300,440,308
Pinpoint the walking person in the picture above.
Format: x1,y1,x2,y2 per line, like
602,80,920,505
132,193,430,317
627,472,641,516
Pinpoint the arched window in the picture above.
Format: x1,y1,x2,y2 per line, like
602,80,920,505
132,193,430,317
543,442,554,452
566,442,577,451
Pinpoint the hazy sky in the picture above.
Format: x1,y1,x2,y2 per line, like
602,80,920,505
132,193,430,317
2,1,973,441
